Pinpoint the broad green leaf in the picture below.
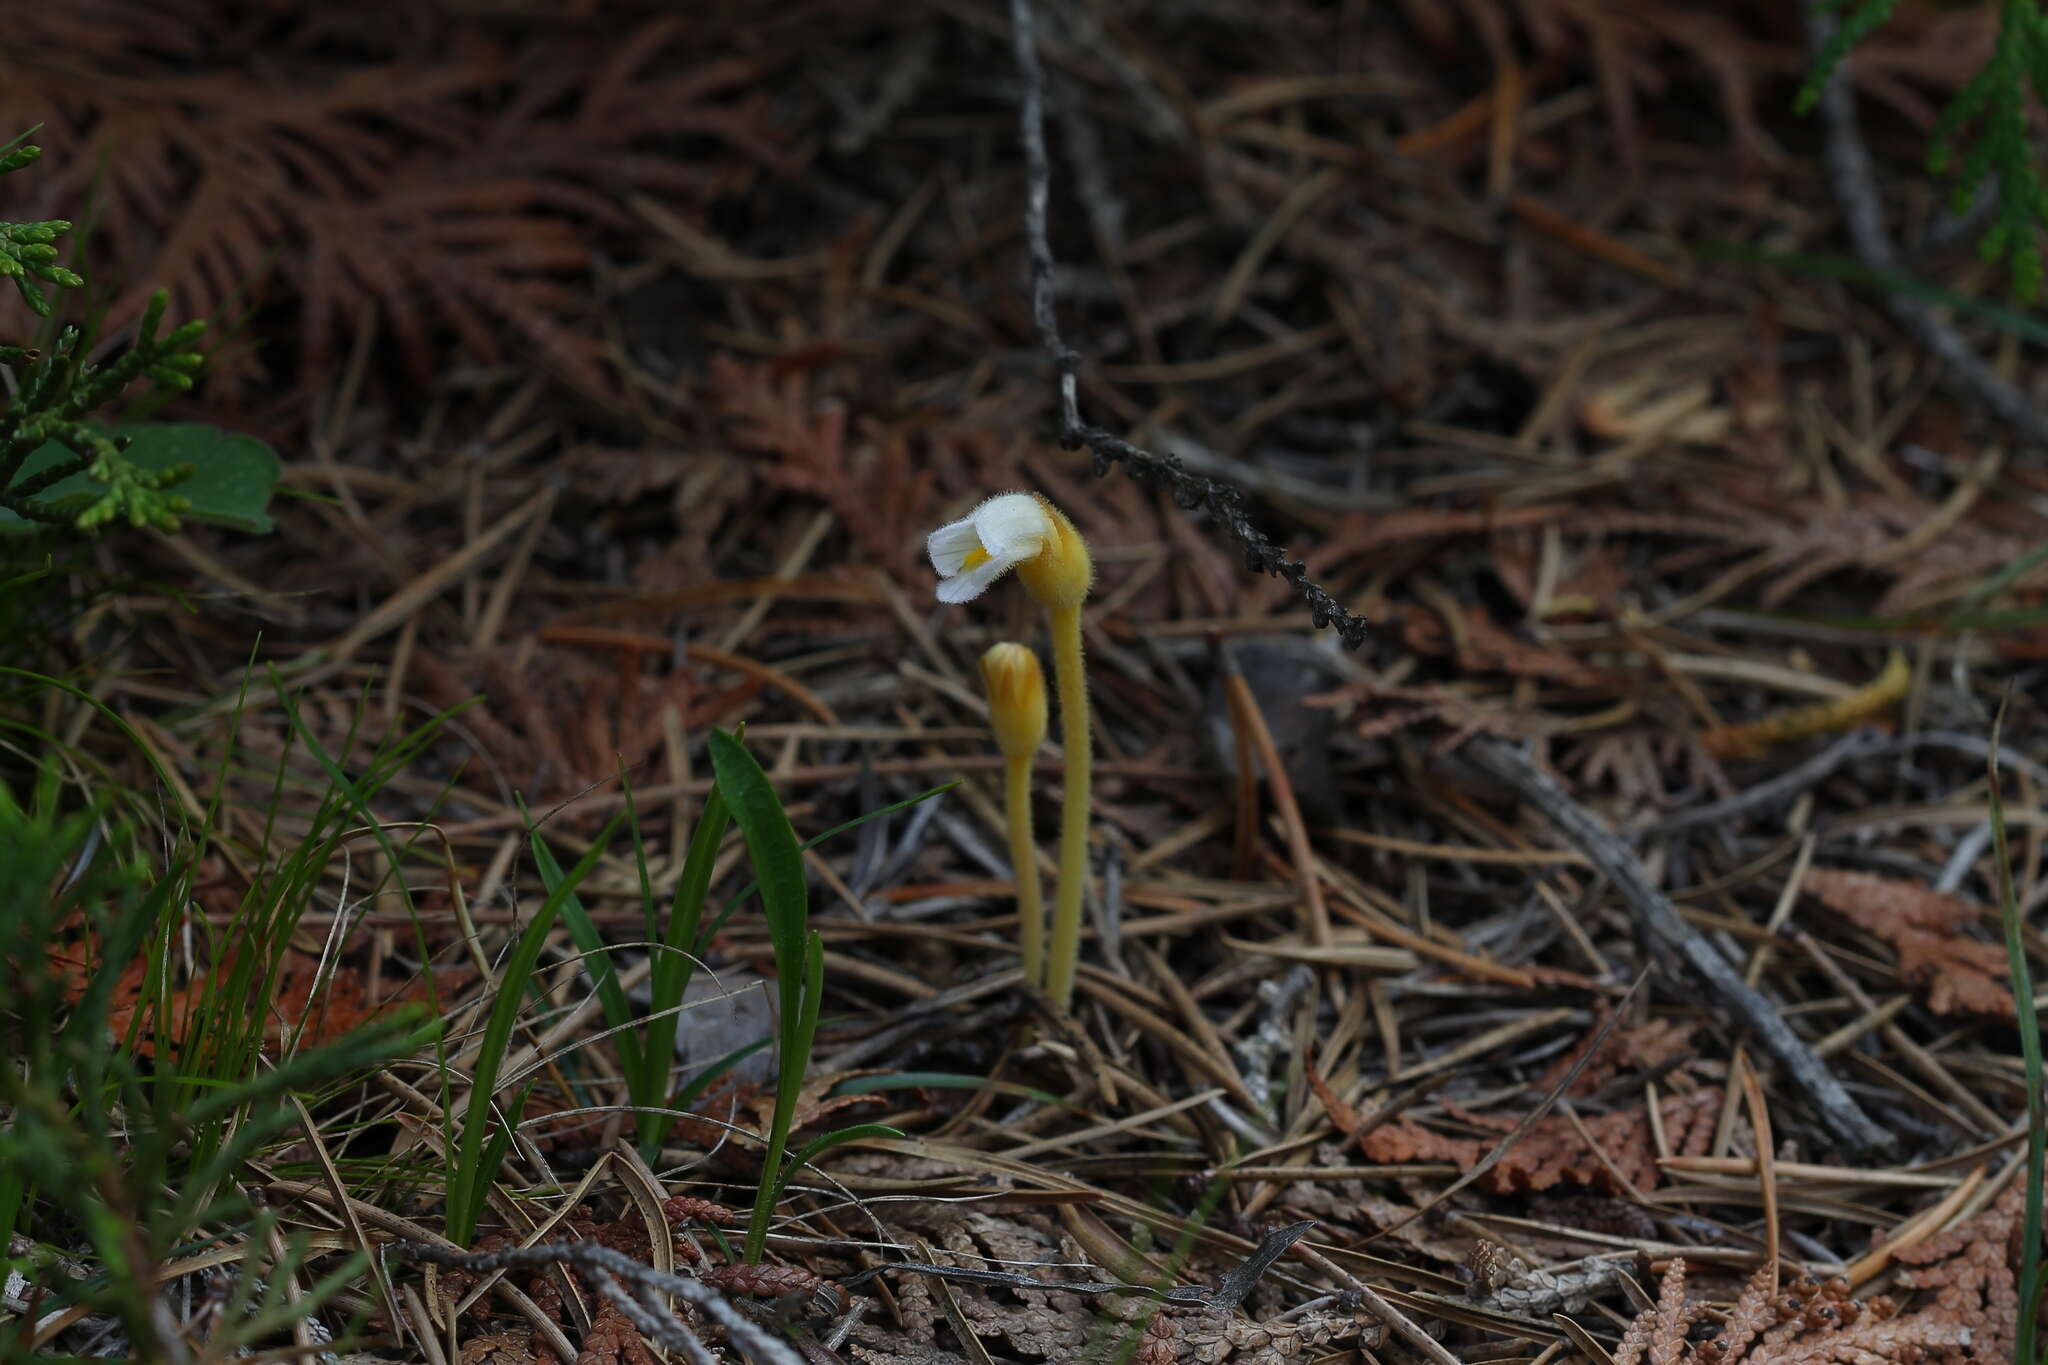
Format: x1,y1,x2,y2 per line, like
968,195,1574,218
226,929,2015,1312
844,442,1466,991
0,423,281,534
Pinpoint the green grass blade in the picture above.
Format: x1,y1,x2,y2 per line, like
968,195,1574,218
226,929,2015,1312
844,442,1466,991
771,1123,906,1208
1987,718,2044,1365
1950,540,2048,626
639,783,731,1156
527,821,643,1084
707,781,956,938
709,730,810,988
447,810,624,1245
622,767,658,945
169,1008,428,1240
1696,240,2048,346
709,729,816,1264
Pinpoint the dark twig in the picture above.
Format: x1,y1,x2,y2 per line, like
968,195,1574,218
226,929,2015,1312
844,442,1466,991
1460,737,1895,1158
1006,0,1370,648
1639,730,1895,837
1640,728,2048,838
1804,0,2048,450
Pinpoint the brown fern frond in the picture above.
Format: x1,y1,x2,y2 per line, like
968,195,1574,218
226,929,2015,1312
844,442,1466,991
1613,1186,2037,1365
1694,1260,1780,1365
1802,869,2016,1018
1893,1181,2031,1365
1361,1089,1719,1195
1615,1260,1687,1365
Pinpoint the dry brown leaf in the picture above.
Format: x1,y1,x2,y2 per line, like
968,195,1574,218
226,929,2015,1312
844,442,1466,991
1802,869,2016,1018
1402,603,1608,687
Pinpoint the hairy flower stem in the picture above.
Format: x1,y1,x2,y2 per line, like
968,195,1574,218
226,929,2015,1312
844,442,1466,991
1005,754,1045,984
1044,603,1091,1011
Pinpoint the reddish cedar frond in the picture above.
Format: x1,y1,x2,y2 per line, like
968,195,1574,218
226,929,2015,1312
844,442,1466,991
706,356,935,575
1611,1273,1664,1365
0,8,795,401
1892,1181,2031,1365
1802,868,2016,1018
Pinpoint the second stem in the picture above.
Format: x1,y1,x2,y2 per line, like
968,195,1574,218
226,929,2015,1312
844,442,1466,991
1044,602,1091,1011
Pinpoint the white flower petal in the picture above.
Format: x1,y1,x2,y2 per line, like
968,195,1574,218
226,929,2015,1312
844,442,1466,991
935,551,1026,603
969,493,1052,559
927,517,984,576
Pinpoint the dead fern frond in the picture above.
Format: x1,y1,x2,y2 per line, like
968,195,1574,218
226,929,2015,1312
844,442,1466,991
1802,868,2016,1018
1616,1183,2038,1365
1360,1088,1720,1195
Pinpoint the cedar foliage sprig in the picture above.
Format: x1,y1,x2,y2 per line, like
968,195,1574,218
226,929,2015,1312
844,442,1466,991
0,135,82,317
1801,0,2048,299
1,134,206,532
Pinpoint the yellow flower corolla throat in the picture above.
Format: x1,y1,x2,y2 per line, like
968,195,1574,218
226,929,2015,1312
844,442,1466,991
981,643,1048,760
928,492,1093,610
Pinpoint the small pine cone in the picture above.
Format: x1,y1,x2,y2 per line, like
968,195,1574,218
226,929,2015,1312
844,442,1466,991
661,1196,740,1227
1465,1240,1524,1297
699,1262,848,1316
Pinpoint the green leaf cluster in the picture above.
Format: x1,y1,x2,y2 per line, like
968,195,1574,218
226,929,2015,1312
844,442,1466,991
2,130,278,535
1802,0,2048,300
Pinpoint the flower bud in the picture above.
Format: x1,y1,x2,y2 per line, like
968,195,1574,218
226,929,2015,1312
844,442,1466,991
980,642,1047,760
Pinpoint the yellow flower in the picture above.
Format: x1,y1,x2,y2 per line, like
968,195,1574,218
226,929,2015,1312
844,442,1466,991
927,492,1092,610
981,643,1048,759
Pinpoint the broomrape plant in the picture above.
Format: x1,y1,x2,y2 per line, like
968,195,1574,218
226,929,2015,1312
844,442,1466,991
929,492,1094,1010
